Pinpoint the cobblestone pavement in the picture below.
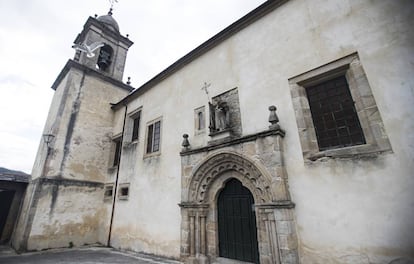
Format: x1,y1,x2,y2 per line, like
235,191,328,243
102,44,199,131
0,246,182,264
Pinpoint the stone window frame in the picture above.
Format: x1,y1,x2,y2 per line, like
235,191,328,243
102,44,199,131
124,107,142,146
194,106,206,135
144,117,163,157
289,52,392,161
103,183,114,202
108,134,122,168
118,183,130,200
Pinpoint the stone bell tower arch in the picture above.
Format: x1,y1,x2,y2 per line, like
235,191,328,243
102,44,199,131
73,8,132,80
180,113,299,264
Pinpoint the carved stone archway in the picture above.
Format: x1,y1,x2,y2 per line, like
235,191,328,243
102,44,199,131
180,130,299,264
188,152,273,205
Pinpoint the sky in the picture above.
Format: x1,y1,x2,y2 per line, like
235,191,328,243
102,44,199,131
0,0,266,174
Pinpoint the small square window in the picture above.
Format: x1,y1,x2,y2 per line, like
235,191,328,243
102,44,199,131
118,183,130,200
104,184,114,201
146,118,162,155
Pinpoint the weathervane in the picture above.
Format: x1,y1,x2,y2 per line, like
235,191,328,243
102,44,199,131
109,0,118,9
201,82,211,102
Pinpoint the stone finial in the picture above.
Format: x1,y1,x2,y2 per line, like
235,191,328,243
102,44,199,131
182,134,190,150
268,105,280,130
126,77,131,85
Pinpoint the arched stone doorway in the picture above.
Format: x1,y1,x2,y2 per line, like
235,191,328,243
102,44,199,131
217,178,259,263
180,115,300,264
180,150,298,263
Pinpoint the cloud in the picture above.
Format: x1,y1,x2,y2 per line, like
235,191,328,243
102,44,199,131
0,74,52,173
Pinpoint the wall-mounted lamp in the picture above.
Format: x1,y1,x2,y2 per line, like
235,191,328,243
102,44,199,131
43,134,55,154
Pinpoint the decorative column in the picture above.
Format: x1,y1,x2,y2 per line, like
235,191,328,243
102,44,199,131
267,105,291,201
256,203,298,264
257,206,280,264
265,211,279,263
198,209,208,264
248,106,298,264
189,210,196,260
179,203,209,264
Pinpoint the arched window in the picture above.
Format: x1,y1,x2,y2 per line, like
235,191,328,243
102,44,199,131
97,44,113,71
197,111,205,130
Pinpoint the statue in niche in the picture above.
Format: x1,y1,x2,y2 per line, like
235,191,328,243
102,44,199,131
209,101,230,133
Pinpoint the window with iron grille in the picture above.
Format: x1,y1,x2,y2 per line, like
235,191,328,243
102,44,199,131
146,119,161,154
306,75,365,151
289,53,392,160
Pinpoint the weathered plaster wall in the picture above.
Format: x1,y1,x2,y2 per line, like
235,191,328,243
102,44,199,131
109,108,182,257
45,69,127,181
26,180,104,250
30,73,70,180
60,76,125,181
111,0,413,262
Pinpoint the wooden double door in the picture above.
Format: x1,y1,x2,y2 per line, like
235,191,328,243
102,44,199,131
218,179,259,263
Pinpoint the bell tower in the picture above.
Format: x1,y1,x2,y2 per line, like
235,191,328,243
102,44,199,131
12,9,134,252
73,8,133,81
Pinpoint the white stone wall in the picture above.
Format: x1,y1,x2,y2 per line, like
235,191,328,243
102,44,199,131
110,0,414,262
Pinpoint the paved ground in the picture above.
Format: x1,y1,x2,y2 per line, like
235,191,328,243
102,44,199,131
0,246,182,264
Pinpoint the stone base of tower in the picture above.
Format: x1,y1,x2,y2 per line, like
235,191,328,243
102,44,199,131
11,177,109,252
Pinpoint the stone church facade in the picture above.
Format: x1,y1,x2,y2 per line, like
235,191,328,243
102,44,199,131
10,1,414,264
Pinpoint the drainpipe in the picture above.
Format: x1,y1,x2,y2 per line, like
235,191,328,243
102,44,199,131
107,103,127,247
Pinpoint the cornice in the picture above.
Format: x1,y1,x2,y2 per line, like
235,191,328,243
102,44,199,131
51,59,134,93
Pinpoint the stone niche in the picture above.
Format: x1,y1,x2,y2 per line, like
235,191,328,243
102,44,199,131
208,88,242,142
180,122,299,264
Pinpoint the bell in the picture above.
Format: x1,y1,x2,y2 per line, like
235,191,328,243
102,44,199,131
97,49,111,71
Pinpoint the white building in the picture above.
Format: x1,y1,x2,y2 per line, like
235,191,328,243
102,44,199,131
11,1,414,264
